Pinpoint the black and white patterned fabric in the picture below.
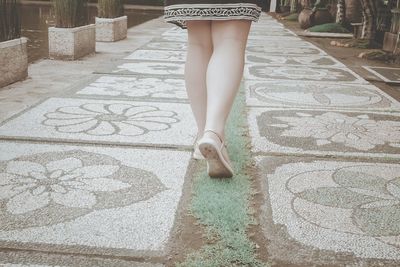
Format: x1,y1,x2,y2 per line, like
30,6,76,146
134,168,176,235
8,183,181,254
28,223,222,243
164,1,262,29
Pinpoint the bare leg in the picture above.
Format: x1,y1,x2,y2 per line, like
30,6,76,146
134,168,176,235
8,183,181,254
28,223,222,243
185,20,213,139
204,20,252,141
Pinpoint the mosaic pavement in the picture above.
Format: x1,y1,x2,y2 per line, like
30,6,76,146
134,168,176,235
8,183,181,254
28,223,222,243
244,13,400,266
0,16,196,266
1,12,400,266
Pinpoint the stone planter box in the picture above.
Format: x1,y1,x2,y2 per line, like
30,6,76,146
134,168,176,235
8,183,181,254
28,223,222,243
96,16,128,42
0,37,28,88
383,32,399,54
48,24,96,60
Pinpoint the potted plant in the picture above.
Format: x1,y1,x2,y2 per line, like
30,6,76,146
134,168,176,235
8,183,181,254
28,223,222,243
96,0,127,42
48,0,95,60
0,0,28,88
311,0,334,25
279,0,291,13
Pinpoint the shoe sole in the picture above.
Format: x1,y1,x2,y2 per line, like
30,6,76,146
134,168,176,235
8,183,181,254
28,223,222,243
198,139,233,178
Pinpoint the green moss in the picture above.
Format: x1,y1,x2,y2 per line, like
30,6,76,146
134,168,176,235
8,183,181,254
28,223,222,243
177,86,268,267
308,23,350,33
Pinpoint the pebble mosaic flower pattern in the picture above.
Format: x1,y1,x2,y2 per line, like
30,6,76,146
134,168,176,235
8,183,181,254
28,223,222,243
248,65,359,82
248,82,392,108
269,112,400,150
77,76,187,99
0,150,166,230
267,161,400,259
43,103,179,136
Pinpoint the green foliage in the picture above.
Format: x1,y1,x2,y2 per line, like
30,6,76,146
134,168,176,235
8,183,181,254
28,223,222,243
284,13,299,21
178,87,268,267
0,0,21,42
98,0,124,18
53,0,89,28
309,22,351,33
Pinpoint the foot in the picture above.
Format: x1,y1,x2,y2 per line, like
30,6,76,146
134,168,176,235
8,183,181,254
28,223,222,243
198,129,234,178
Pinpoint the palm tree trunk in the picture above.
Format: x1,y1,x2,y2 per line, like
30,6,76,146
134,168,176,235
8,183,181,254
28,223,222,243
360,0,378,43
336,0,345,24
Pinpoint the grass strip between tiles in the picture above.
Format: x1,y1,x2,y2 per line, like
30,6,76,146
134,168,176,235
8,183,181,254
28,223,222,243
178,85,268,267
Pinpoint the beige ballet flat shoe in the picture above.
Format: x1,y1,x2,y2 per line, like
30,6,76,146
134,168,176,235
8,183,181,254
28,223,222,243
198,129,234,178
193,139,205,160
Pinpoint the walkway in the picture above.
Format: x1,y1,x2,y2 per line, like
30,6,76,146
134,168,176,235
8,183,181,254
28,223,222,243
0,13,399,266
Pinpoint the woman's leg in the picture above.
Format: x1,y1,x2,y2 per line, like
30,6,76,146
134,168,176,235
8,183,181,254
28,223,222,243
185,20,213,138
204,20,252,141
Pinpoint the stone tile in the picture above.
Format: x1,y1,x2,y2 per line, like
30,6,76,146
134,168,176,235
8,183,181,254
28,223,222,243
151,36,187,43
246,38,315,47
247,108,400,158
246,44,327,55
363,66,400,84
153,35,187,42
112,61,184,77
0,142,191,258
246,54,344,67
143,41,187,51
245,80,400,110
0,98,196,147
247,35,303,41
248,29,295,36
124,50,186,62
75,76,188,101
258,156,400,264
244,64,366,83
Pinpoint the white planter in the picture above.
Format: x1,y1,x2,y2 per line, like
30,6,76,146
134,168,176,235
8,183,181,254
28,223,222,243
0,37,28,88
48,24,96,60
96,16,128,42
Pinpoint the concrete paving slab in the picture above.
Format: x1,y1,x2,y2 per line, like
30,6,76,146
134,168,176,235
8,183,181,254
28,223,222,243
246,44,327,55
244,64,367,83
247,107,400,159
124,50,186,62
74,76,188,101
363,66,400,84
0,142,191,258
151,36,187,43
246,54,344,67
142,41,187,51
111,61,184,77
245,80,400,110
246,38,316,47
0,98,196,147
247,35,303,41
258,156,400,265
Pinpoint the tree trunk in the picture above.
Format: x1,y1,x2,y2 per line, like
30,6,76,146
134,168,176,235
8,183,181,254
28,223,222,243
290,0,297,12
336,0,345,24
360,0,378,43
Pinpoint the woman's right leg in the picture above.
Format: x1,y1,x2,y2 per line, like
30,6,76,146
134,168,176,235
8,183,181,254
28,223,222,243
185,20,213,138
204,20,252,141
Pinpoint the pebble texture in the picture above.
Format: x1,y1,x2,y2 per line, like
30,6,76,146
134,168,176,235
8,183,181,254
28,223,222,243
246,15,400,266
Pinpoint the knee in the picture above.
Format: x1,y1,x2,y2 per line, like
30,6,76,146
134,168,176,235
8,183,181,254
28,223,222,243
187,39,213,51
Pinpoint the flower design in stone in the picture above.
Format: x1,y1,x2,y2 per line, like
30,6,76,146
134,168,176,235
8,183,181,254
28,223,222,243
43,103,179,136
250,66,349,81
291,165,400,237
0,157,130,215
270,112,400,150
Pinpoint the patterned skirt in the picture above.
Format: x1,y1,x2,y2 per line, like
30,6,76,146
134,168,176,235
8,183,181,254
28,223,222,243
164,0,262,29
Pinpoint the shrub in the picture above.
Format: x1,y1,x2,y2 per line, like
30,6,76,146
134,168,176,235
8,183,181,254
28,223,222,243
0,0,21,42
53,0,89,28
309,23,351,33
98,0,124,18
